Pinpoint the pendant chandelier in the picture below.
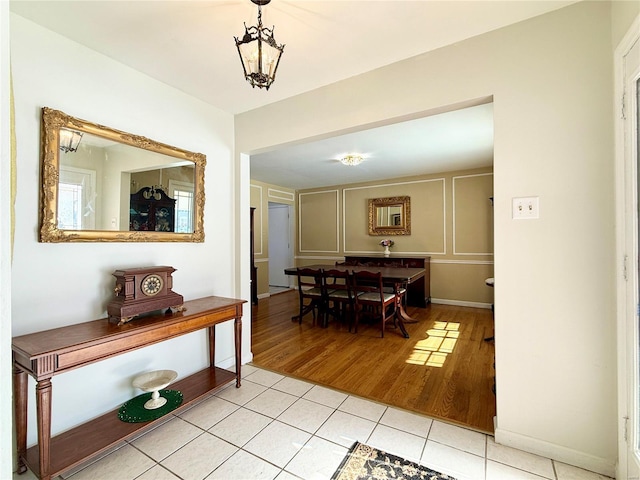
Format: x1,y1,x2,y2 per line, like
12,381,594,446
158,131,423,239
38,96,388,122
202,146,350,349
59,128,83,153
340,154,363,166
234,0,285,90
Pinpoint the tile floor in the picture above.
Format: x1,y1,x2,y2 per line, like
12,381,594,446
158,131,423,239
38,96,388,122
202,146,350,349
15,365,612,480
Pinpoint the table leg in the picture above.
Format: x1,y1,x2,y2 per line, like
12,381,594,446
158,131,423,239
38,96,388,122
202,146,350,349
13,366,27,475
395,282,418,324
208,325,216,368
394,310,410,338
36,378,53,480
234,317,242,388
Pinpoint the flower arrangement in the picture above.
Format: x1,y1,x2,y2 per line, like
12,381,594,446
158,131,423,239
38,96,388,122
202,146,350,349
379,239,394,247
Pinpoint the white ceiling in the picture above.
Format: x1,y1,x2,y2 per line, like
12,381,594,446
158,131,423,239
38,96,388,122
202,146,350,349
251,101,495,189
10,0,576,189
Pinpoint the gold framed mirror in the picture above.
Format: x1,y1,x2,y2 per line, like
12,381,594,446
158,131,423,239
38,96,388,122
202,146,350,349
39,107,206,242
368,196,411,236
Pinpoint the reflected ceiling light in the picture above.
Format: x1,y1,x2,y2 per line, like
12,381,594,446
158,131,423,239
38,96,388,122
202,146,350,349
59,128,83,153
340,154,363,166
234,0,285,90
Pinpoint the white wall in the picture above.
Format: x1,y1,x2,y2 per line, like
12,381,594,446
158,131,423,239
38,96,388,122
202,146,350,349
236,2,620,475
10,14,247,447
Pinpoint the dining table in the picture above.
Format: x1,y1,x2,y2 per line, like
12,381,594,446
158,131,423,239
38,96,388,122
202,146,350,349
284,264,426,338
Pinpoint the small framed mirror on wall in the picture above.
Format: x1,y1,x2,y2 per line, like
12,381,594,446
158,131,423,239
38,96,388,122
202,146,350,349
39,107,206,242
368,196,411,236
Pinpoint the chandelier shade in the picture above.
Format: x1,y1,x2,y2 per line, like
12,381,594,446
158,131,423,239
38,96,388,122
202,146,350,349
235,0,285,90
59,128,83,153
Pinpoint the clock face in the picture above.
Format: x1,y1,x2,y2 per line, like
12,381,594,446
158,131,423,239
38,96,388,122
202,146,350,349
141,274,164,297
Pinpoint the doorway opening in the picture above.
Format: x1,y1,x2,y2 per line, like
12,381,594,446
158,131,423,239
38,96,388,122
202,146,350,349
268,202,294,295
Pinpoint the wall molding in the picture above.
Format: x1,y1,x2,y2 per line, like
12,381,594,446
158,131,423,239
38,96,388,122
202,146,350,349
343,178,447,255
299,190,340,253
432,259,494,265
431,298,492,309
494,427,615,478
268,188,294,202
255,258,269,263
452,172,494,256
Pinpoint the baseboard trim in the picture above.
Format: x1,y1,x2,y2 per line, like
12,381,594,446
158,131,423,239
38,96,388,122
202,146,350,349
257,292,271,299
494,427,615,477
217,352,254,370
431,298,492,309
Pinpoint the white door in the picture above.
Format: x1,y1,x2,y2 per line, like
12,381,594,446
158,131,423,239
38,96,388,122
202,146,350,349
617,15,640,480
268,202,293,288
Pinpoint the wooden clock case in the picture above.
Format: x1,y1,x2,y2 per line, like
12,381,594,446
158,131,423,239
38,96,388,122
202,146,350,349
107,266,184,325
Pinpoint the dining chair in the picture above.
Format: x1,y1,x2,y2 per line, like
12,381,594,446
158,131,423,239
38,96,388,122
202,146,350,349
351,270,399,337
295,267,327,326
323,268,358,329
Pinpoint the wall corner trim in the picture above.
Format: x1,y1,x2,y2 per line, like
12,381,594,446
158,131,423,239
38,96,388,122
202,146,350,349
493,427,615,478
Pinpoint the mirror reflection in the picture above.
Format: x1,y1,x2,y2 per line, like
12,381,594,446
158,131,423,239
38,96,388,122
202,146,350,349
368,196,411,236
40,107,206,242
58,131,196,233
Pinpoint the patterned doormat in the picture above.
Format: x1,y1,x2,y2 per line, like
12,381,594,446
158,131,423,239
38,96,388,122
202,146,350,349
331,442,456,480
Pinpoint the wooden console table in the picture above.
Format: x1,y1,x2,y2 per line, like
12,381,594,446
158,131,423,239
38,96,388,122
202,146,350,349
12,295,246,480
344,255,431,307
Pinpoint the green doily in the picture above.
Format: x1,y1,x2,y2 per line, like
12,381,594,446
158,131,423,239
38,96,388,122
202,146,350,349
118,389,183,423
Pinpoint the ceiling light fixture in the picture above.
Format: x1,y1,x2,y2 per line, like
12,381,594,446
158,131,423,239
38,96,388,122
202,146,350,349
234,0,285,90
59,128,83,153
340,154,363,166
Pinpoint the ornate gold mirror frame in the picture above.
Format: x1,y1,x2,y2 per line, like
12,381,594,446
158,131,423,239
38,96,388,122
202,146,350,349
368,196,411,236
40,107,206,242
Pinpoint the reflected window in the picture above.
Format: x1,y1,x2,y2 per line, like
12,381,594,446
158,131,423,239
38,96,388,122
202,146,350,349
169,180,194,234
58,166,96,230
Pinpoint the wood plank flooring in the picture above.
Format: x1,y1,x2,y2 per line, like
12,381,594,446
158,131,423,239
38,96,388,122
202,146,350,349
250,290,496,433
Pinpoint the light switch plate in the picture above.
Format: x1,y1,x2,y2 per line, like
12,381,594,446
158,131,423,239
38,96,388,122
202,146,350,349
512,196,539,219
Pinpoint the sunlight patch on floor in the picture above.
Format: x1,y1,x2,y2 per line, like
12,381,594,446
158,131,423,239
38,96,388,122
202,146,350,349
406,321,460,367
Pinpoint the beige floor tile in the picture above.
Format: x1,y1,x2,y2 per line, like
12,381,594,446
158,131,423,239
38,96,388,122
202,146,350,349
277,398,335,434
65,444,155,480
245,368,286,387
315,410,376,448
486,460,549,479
272,376,315,397
160,432,237,480
131,416,203,462
302,385,348,409
275,471,302,480
209,407,273,447
428,420,487,457
244,388,299,418
338,395,386,422
244,420,312,468
378,406,433,438
215,379,267,406
206,449,282,480
421,440,485,480
178,395,239,429
487,438,555,479
554,462,614,480
285,436,348,480
136,464,182,480
367,424,426,463
240,363,259,378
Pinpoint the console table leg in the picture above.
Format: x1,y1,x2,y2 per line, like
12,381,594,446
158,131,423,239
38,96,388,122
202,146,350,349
36,378,53,480
235,317,242,387
13,366,27,474
208,325,215,368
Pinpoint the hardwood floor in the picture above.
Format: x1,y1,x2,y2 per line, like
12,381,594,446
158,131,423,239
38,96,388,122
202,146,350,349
250,290,497,433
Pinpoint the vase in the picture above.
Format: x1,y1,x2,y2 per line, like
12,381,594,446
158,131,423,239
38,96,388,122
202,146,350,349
383,245,391,257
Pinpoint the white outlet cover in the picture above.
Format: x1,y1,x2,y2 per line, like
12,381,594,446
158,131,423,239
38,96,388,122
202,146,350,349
512,196,539,219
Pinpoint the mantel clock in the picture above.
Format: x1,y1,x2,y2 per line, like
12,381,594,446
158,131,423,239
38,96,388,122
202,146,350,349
107,266,185,325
